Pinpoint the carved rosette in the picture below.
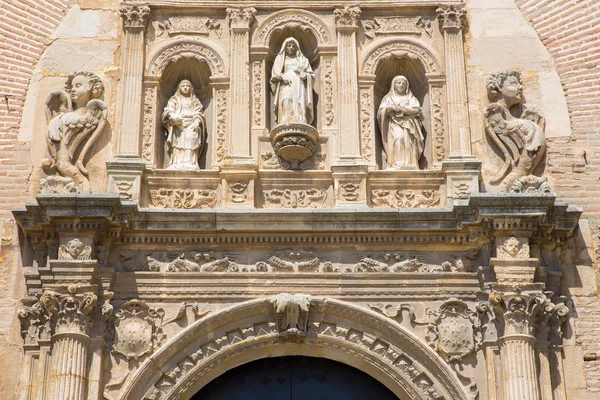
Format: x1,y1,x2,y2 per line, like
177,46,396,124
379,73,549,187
436,5,467,31
226,6,256,31
120,3,151,30
334,6,362,30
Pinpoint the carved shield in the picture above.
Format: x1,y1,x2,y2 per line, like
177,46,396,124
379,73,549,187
113,301,154,361
437,312,475,360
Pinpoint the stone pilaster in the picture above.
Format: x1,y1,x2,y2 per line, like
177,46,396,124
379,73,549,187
334,6,362,163
226,7,256,164
436,5,472,158
41,287,97,400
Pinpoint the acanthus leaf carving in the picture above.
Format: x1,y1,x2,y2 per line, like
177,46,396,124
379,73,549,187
39,286,97,336
226,6,256,30
436,5,467,31
334,6,362,28
372,189,440,208
431,86,447,162
263,188,327,208
18,297,53,344
120,3,151,30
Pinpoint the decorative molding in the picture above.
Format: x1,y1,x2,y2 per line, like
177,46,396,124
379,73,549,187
436,5,467,31
362,41,441,75
431,86,447,162
323,59,335,126
340,182,360,202
115,179,135,201
150,189,217,209
226,6,256,31
228,182,249,203
253,9,333,46
510,175,551,194
454,183,470,200
271,293,311,335
252,60,263,127
120,3,151,30
58,239,92,261
371,189,440,208
364,17,433,39
263,188,328,208
334,6,362,29
215,89,228,162
359,88,374,162
157,17,221,38
149,40,227,77
142,87,155,163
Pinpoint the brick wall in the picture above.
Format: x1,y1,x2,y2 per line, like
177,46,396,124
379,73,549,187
0,0,74,214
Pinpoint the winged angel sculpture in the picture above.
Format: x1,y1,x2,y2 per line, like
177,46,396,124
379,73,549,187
483,71,546,192
41,72,107,193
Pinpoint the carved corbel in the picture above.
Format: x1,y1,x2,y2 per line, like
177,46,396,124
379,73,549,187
270,293,311,336
436,5,467,32
120,2,151,31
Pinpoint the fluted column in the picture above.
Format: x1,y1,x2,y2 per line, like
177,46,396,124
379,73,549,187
334,6,362,163
437,5,471,157
226,7,256,163
42,288,97,400
499,332,539,399
116,2,150,158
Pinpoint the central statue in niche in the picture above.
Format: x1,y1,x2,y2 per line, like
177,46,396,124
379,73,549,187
377,75,424,170
162,80,207,171
269,37,319,168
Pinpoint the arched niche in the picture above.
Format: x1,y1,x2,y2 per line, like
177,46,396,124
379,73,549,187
359,38,447,168
117,298,469,400
143,39,229,169
252,9,335,47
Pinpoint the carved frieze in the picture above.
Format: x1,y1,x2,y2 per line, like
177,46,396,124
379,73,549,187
263,188,328,208
364,17,433,39
340,182,360,202
115,180,135,201
372,189,440,208
323,59,335,126
252,60,263,127
157,17,221,37
255,250,332,273
430,86,447,162
215,89,228,162
142,87,155,163
150,188,217,209
119,250,237,273
347,251,476,273
359,89,374,162
271,293,311,335
58,239,92,261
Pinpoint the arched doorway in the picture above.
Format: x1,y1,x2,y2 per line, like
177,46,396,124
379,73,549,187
192,356,399,400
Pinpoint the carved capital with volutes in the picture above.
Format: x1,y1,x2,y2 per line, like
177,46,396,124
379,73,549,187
436,5,467,32
489,290,569,343
334,5,362,31
120,2,151,31
18,297,53,344
226,6,256,31
40,285,97,337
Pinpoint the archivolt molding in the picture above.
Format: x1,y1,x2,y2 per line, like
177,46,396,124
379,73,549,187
252,9,334,47
360,37,442,75
147,38,229,77
119,298,468,400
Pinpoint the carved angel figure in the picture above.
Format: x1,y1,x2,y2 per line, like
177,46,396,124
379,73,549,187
58,238,92,261
484,71,546,191
162,80,207,171
270,38,315,125
377,75,424,169
42,72,108,193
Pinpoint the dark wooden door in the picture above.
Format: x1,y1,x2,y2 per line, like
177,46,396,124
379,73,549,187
192,356,399,400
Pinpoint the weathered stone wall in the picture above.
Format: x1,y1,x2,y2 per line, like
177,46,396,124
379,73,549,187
0,0,599,399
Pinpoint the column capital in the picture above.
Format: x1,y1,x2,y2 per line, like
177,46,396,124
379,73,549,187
334,5,362,32
436,5,467,32
40,285,98,337
120,2,151,31
226,6,256,31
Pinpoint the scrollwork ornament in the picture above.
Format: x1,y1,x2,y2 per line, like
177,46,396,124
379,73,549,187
18,299,52,344
40,287,98,336
120,3,151,30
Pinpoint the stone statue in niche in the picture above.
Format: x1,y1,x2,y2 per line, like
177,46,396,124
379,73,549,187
377,75,424,170
484,70,546,191
42,72,107,193
269,38,319,168
162,80,207,171
271,37,314,125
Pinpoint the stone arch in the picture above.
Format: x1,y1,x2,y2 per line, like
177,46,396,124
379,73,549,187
360,37,443,76
118,298,469,400
147,38,229,77
252,9,335,47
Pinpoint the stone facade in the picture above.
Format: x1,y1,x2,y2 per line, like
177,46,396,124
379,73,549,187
1,1,599,399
